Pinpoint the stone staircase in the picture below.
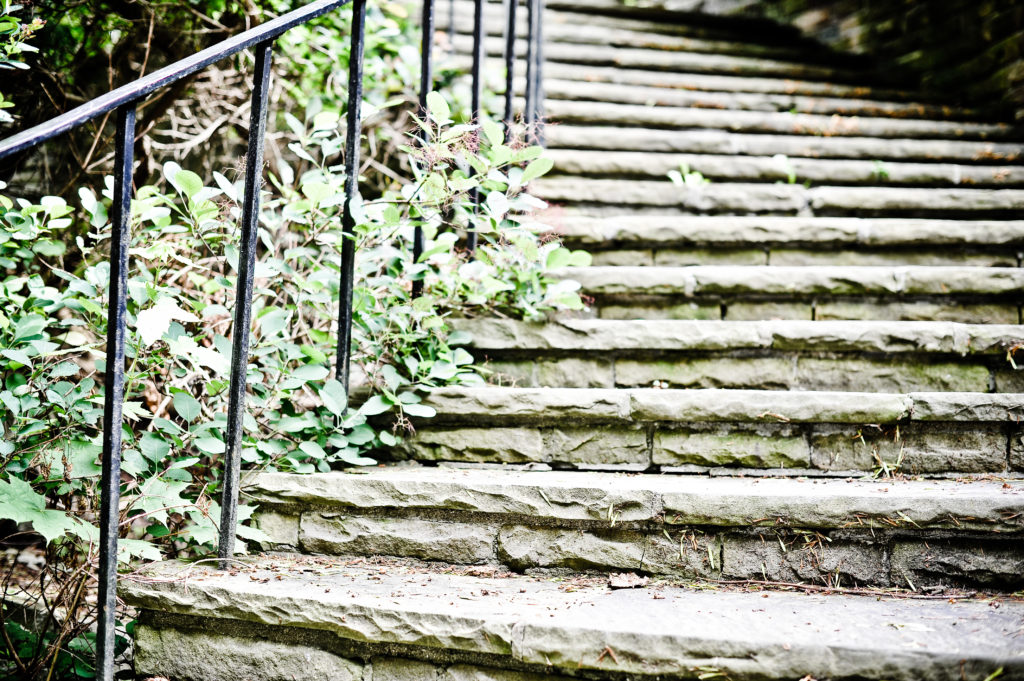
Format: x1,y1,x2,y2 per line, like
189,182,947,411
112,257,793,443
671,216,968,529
124,3,1024,680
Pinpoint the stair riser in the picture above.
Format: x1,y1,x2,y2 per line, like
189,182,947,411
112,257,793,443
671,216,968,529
482,353,1018,392
583,248,1018,267
394,422,1017,475
255,509,1022,590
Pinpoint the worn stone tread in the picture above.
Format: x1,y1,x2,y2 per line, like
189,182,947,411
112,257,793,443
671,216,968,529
248,469,1023,532
561,265,1024,297
408,387,1024,424
540,100,1017,141
450,35,866,82
123,557,1024,680
533,178,1024,213
536,78,991,121
454,319,1024,354
548,149,1024,187
551,215,1024,247
545,125,1024,163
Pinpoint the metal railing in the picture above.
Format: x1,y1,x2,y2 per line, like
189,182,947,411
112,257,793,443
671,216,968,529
0,0,544,676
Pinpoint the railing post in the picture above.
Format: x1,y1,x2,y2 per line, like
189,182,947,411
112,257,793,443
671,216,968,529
503,0,519,134
413,0,435,299
217,40,274,567
335,0,367,394
525,0,544,143
466,0,485,254
95,101,135,681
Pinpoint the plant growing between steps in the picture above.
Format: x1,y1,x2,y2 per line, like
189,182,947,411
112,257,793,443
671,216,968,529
0,93,587,677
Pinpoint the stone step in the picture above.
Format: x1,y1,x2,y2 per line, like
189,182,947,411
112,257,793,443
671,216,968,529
545,215,1024,267
547,149,1024,188
532,178,1024,216
455,318,1024,393
537,78,993,122
245,469,1024,588
539,100,1019,142
439,1,813,62
124,555,1024,681
361,387,1024,475
450,34,870,83
544,125,1024,164
560,265,1024,322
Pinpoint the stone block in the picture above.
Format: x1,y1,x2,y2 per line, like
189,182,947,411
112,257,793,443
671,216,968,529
724,302,812,320
598,301,721,320
994,367,1024,393
630,389,912,423
654,248,767,266
402,428,546,463
497,526,647,572
769,249,1012,267
809,425,1006,474
589,249,654,266
443,664,574,681
722,532,889,586
300,514,496,563
542,426,650,465
1013,430,1024,470
891,540,1024,589
536,358,614,388
654,428,810,468
615,357,795,389
483,360,535,387
135,625,362,681
372,658,440,681
795,357,990,392
253,510,300,550
815,301,1018,323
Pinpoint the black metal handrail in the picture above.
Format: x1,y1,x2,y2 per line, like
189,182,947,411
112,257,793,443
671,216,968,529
0,0,544,677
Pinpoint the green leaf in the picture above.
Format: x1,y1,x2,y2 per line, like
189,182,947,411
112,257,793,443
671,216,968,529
426,91,451,123
139,433,170,462
319,379,348,417
172,392,202,423
402,402,436,418
357,394,392,416
292,364,329,382
521,157,554,183
0,477,84,544
298,441,327,460
194,437,225,454
480,116,503,147
546,247,572,270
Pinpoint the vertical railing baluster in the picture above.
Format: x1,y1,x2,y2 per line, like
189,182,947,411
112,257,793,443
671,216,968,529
448,0,456,55
218,40,274,567
524,0,538,136
335,0,367,395
533,0,545,144
503,0,518,133
413,0,435,299
95,101,135,681
466,0,484,254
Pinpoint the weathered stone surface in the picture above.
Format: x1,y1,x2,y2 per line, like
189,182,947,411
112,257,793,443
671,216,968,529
542,101,1012,141
542,427,650,465
423,388,631,424
135,625,362,681
994,367,1024,393
483,360,535,387
497,526,651,573
661,476,1024,531
815,301,1019,324
549,149,1024,187
910,392,1024,422
456,319,1024,356
251,469,1024,532
810,186,1024,213
630,389,913,423
809,425,1007,474
653,248,767,266
536,358,613,388
724,302,812,320
771,249,1016,267
554,215,1024,248
722,533,889,585
598,302,721,320
254,510,300,550
564,265,1024,297
534,178,807,212
443,663,575,681
794,358,990,393
589,249,653,266
545,125,1024,162
615,357,795,389
891,540,1024,589
1012,432,1024,471
402,428,546,463
300,514,497,563
654,429,810,468
122,557,1024,680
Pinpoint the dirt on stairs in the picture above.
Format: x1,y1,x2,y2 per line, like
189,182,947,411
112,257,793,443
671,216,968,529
124,3,1024,680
